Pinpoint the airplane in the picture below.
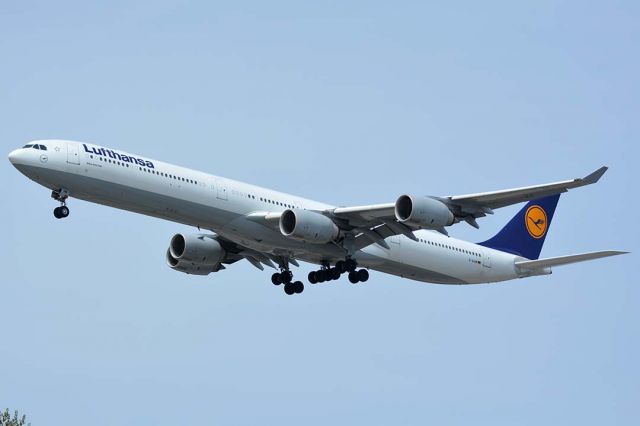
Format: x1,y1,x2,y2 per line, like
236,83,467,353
8,140,627,295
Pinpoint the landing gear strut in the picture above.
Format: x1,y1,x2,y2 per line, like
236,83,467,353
51,189,70,219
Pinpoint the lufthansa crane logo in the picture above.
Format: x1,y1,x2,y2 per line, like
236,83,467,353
525,205,548,239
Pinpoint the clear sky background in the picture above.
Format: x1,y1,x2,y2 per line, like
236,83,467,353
1,1,637,424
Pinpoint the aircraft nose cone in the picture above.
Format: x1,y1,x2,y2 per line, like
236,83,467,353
8,149,21,165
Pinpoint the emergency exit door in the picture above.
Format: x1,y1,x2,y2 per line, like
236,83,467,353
66,142,80,165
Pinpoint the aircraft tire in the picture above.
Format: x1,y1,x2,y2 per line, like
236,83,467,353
345,259,357,273
281,271,293,284
271,273,282,285
330,268,341,280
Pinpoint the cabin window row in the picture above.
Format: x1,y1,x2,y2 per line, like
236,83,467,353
417,238,480,257
89,154,198,185
91,154,131,168
258,196,299,209
139,166,198,184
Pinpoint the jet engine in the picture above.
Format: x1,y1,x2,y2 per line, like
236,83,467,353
394,195,454,229
279,209,340,244
166,233,226,275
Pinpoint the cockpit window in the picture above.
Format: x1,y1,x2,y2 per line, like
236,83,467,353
38,144,47,150
23,144,33,148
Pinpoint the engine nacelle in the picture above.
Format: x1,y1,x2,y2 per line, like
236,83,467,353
394,195,454,229
166,249,220,275
279,209,340,244
166,233,226,275
169,233,226,264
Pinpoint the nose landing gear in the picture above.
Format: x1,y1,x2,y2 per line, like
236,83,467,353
51,189,70,219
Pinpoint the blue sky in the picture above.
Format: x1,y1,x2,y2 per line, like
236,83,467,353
1,1,637,424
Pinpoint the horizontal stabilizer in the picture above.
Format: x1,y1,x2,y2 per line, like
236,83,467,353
515,250,628,270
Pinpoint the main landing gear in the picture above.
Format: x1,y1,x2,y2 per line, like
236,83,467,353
307,258,370,285
51,189,70,219
271,269,304,295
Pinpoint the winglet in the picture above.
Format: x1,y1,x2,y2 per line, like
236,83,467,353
582,166,608,185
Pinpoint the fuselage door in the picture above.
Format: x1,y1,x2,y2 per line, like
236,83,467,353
482,249,492,268
66,142,80,165
216,178,228,200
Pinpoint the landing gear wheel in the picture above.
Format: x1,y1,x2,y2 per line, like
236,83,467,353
271,273,282,285
357,269,369,282
316,270,327,283
345,258,357,273
293,281,304,294
348,271,359,284
335,260,346,273
308,271,318,284
330,268,341,280
54,206,69,219
280,270,293,284
284,283,295,295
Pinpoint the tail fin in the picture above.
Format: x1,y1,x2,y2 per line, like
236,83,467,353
478,194,560,260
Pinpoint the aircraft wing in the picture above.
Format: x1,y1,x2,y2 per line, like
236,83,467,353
326,167,608,251
444,166,608,212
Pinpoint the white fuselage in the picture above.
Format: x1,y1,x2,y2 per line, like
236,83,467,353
9,140,523,285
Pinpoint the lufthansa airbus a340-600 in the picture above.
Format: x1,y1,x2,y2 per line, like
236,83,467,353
9,140,627,295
